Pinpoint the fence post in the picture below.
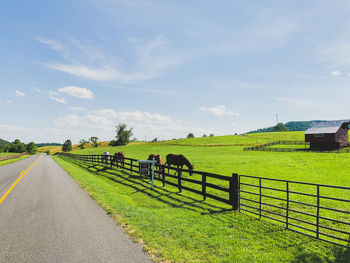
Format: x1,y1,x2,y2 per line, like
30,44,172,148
259,178,262,218
162,166,166,187
202,173,207,200
178,169,182,192
286,181,289,229
316,185,320,239
230,173,240,210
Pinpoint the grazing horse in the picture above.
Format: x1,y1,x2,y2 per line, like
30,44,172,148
147,154,163,178
111,152,125,167
102,151,110,164
165,154,194,175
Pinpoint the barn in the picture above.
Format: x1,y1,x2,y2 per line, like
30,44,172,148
305,120,350,150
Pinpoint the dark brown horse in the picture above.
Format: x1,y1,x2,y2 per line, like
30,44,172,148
165,154,194,175
111,152,125,167
147,154,163,178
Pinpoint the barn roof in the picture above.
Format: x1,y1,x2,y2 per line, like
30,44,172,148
305,120,350,134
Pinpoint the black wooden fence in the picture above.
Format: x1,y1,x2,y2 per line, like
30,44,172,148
240,175,350,248
58,153,240,210
58,153,350,248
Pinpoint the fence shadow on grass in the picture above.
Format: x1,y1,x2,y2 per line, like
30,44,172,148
64,156,228,215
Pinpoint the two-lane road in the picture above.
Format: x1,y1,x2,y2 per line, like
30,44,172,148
0,154,152,263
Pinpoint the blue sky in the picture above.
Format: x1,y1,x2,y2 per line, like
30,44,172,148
1,0,350,143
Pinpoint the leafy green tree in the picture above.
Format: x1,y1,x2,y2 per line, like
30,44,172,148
79,139,88,149
209,134,215,137
110,123,133,146
62,139,72,152
274,122,289,132
10,139,26,153
187,133,195,138
89,136,99,147
152,138,158,142
26,142,37,154
202,134,207,137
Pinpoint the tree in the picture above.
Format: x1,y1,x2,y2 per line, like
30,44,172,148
89,136,99,147
62,139,72,152
187,133,195,138
209,134,215,137
26,142,37,155
79,139,88,149
152,138,158,142
9,139,26,153
274,122,289,132
110,123,133,146
202,134,207,137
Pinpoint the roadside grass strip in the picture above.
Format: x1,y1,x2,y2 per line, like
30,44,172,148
54,155,348,263
0,155,30,167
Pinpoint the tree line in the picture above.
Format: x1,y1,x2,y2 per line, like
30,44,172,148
0,139,37,154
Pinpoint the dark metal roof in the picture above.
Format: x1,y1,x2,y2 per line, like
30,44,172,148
305,120,350,134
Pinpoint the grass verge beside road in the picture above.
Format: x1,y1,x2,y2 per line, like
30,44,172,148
53,155,347,263
0,155,30,166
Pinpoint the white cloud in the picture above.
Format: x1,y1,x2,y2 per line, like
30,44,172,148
117,111,171,123
94,109,118,118
33,87,41,92
34,36,64,51
331,70,342,77
200,105,239,116
69,106,86,111
15,90,25,97
49,96,67,104
58,86,93,99
54,114,114,130
48,91,58,95
38,35,182,84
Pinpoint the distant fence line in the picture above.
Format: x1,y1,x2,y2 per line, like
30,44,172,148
244,140,310,152
57,152,350,248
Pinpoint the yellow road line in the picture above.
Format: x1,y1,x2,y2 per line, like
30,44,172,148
0,155,42,205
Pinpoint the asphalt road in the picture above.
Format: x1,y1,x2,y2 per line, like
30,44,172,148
0,154,152,263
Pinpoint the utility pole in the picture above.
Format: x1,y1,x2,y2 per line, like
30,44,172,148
276,113,279,125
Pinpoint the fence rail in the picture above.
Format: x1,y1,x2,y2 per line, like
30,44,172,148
58,152,350,248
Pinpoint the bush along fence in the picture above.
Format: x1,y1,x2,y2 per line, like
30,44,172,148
57,153,350,248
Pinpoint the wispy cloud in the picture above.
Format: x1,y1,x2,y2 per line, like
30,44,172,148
58,86,93,99
200,105,239,116
15,90,25,97
69,106,86,111
49,96,67,104
36,35,182,83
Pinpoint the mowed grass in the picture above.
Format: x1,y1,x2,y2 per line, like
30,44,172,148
0,155,30,166
54,155,348,262
0,152,22,156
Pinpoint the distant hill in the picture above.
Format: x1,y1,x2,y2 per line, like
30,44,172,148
248,120,325,134
0,139,9,146
35,143,63,148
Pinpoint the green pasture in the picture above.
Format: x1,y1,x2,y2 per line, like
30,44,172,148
54,131,350,261
54,155,348,262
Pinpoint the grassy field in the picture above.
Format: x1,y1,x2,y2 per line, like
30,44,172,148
0,155,30,166
54,155,348,262
51,131,350,262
